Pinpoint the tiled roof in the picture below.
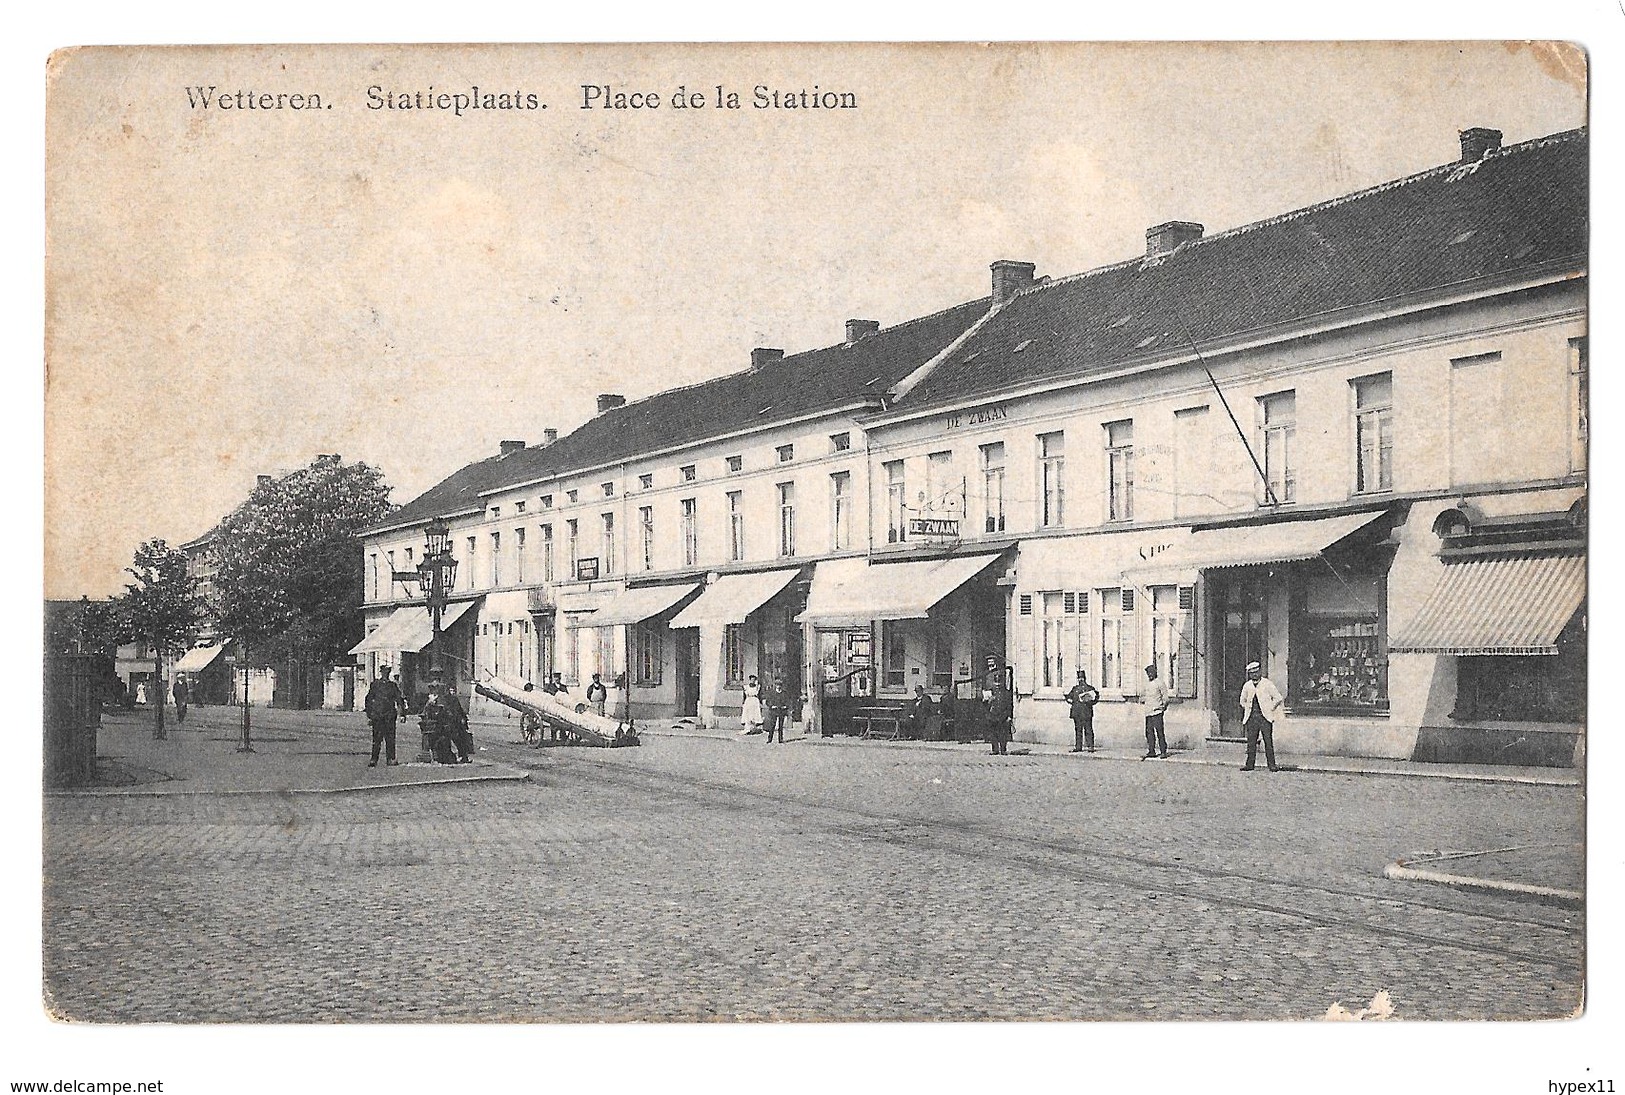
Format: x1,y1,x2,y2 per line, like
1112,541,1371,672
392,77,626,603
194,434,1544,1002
374,296,989,532
893,129,1588,413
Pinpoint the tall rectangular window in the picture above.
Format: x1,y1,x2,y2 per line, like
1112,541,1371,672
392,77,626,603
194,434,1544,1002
369,554,378,601
777,482,797,557
725,491,745,561
601,513,616,576
931,628,954,690
882,621,906,690
541,524,555,583
1096,587,1124,690
885,460,907,543
1040,591,1067,690
724,623,745,686
514,528,526,584
1354,372,1394,493
1570,336,1588,473
1258,392,1296,504
566,521,579,577
830,472,852,550
466,537,478,589
567,625,580,683
1104,421,1133,522
926,450,953,515
634,621,663,685
681,499,698,566
1039,431,1067,527
830,432,852,452
489,533,502,586
980,442,1006,533
639,506,655,572
386,550,396,599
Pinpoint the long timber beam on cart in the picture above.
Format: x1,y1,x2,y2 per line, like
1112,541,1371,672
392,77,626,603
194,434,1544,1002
473,678,616,747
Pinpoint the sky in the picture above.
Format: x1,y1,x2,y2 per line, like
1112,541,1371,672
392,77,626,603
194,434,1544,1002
43,41,1586,597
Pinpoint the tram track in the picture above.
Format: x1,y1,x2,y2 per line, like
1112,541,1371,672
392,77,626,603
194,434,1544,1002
549,751,1583,976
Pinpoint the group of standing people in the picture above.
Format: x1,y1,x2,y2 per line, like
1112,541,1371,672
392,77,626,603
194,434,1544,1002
740,672,792,742
362,667,474,767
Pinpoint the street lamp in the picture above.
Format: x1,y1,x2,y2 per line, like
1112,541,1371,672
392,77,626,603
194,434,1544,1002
414,517,458,761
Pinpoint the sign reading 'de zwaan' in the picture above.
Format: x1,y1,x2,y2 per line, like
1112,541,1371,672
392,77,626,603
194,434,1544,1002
945,405,1008,430
908,518,961,538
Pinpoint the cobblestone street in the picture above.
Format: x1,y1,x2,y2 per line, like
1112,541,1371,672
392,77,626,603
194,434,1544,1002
43,719,1584,1022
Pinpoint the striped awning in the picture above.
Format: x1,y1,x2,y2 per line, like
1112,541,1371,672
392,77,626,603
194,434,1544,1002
1389,552,1585,655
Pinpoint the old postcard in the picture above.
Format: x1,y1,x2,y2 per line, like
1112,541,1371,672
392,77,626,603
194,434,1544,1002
41,39,1587,1048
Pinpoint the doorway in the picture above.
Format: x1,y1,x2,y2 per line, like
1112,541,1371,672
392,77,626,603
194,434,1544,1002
674,630,701,717
1213,573,1268,738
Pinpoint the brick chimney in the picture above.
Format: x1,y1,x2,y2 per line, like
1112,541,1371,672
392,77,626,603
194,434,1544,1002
1459,127,1503,163
543,428,559,445
750,347,785,370
499,440,525,456
845,319,880,342
1145,221,1204,259
596,394,626,413
256,474,273,489
990,260,1036,305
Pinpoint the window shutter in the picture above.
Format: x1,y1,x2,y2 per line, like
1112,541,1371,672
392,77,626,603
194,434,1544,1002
1014,607,1035,695
1078,590,1090,614
1175,585,1198,698
1121,588,1135,613
1019,594,1033,616
1063,591,1076,614
1123,588,1141,694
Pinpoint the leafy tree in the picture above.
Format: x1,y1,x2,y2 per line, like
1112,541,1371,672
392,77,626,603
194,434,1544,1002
211,456,394,705
46,596,127,656
122,540,203,739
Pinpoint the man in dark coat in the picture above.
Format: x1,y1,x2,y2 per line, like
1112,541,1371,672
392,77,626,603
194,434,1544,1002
171,675,191,725
903,685,936,740
420,678,473,764
1064,670,1099,752
363,666,407,767
986,679,1014,755
764,671,791,743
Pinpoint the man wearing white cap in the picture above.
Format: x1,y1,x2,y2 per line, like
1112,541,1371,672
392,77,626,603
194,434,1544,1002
1237,661,1284,771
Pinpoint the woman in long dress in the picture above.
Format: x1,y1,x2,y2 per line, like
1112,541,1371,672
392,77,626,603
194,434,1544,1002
740,675,765,734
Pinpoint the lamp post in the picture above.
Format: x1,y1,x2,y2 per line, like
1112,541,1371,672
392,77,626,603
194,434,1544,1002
414,517,458,762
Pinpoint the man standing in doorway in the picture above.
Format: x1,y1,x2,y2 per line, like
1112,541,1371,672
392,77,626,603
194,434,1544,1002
1065,670,1099,752
363,665,407,767
1141,664,1169,760
1238,661,1284,772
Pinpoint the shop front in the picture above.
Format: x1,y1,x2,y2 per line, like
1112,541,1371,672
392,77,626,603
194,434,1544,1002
348,598,480,710
1130,509,1396,758
173,642,232,705
798,552,1007,738
669,567,806,728
561,581,701,720
1390,515,1585,767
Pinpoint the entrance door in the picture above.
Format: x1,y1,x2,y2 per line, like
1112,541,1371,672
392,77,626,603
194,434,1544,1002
1214,574,1268,738
674,630,701,717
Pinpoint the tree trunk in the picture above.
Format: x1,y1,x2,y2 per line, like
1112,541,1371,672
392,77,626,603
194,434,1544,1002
152,649,166,740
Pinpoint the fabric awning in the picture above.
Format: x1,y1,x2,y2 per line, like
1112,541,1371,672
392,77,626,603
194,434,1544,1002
175,643,225,673
1127,511,1386,579
798,554,1003,628
564,582,700,629
348,600,479,654
1390,552,1585,655
670,568,801,630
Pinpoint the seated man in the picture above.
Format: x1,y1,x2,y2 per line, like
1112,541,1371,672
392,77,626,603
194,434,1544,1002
902,685,936,740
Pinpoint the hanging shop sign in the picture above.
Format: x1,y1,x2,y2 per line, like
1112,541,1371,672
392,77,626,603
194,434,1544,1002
575,557,601,581
908,517,961,538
